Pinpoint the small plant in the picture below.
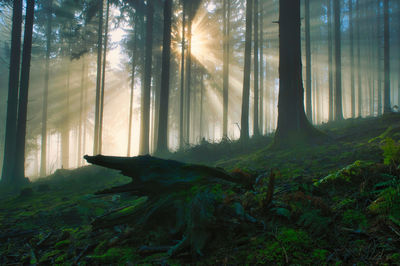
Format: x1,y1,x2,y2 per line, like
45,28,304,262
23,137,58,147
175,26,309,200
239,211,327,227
381,137,400,166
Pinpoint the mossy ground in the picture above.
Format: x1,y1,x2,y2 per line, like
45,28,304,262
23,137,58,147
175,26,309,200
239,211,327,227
1,114,400,265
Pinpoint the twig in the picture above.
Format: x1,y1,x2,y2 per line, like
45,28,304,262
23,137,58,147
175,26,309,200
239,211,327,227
37,231,52,247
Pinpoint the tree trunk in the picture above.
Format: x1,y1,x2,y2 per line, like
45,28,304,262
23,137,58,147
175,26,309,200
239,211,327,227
333,0,343,120
13,0,35,183
377,1,382,116
78,56,86,166
99,0,110,154
383,0,391,113
40,0,53,176
222,0,230,139
61,59,70,169
1,0,22,184
349,0,355,118
200,71,204,139
127,28,137,157
273,0,320,146
156,0,173,154
253,0,260,136
327,0,334,121
179,6,186,150
240,0,253,142
259,2,264,134
305,0,312,122
185,15,193,144
139,2,154,155
93,0,104,155
356,0,362,117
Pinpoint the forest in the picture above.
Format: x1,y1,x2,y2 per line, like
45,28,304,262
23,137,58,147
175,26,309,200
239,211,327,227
0,0,400,264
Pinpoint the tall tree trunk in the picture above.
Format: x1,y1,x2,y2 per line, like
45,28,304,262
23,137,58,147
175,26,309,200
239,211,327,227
240,0,253,142
61,58,70,169
377,1,382,116
93,0,103,155
156,0,172,154
253,0,260,136
14,0,35,183
40,0,53,176
139,2,154,155
333,0,343,120
327,0,334,121
383,0,391,113
99,0,110,154
274,0,319,146
356,0,362,117
127,28,137,157
185,13,193,144
305,0,312,122
200,71,204,139
349,0,355,118
179,6,186,149
259,2,264,134
1,0,22,184
222,0,230,139
78,56,86,165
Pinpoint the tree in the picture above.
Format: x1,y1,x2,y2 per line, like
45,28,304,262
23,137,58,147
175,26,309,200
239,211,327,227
179,2,186,149
383,0,391,113
139,2,154,155
356,0,362,117
304,0,312,122
349,0,355,118
156,0,173,154
40,0,53,176
222,0,230,139
273,0,321,146
327,0,334,121
14,0,35,183
1,0,22,184
240,0,253,142
99,0,110,154
333,0,343,120
259,1,264,134
253,0,260,136
93,0,104,155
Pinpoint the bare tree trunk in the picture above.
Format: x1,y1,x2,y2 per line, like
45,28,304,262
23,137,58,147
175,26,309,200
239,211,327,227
240,0,253,142
383,0,391,113
356,0,362,117
179,6,186,149
200,71,204,139
127,28,137,157
259,2,264,134
156,0,173,154
61,59,70,169
139,2,154,155
274,0,320,146
78,56,86,165
185,15,192,144
93,0,103,155
40,0,53,176
328,0,334,121
349,0,355,118
222,0,230,139
305,0,312,122
253,0,260,136
334,0,343,120
14,0,35,183
377,1,383,116
1,0,22,184
99,0,110,154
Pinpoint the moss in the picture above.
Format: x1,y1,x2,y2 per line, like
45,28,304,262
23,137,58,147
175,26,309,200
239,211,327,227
246,228,313,265
312,249,329,263
89,247,138,264
55,239,71,249
40,249,62,263
341,210,368,230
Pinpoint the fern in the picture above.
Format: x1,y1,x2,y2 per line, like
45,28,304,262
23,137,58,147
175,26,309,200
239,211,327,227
297,209,331,235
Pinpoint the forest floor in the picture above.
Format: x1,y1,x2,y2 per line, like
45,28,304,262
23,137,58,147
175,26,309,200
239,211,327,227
1,114,400,265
